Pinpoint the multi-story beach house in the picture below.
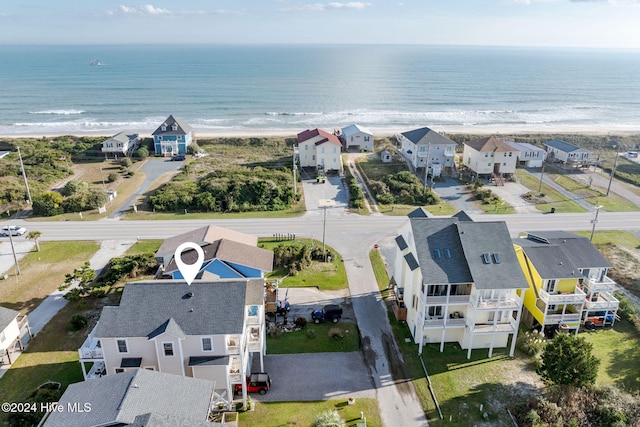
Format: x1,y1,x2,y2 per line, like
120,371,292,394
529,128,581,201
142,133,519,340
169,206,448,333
543,139,592,168
393,210,529,358
101,131,139,159
505,140,547,168
0,306,30,366
152,115,193,156
42,369,219,426
340,123,374,152
155,225,273,280
296,128,343,173
398,126,456,177
462,136,519,181
78,279,265,408
513,231,619,335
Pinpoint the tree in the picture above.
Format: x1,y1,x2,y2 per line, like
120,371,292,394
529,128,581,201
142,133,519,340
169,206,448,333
538,333,600,388
32,191,64,217
26,230,42,252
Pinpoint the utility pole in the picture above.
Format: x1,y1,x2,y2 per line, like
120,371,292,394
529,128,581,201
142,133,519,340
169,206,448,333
537,163,545,194
423,143,431,194
292,152,297,196
590,205,603,242
7,227,21,275
606,149,619,197
17,147,32,204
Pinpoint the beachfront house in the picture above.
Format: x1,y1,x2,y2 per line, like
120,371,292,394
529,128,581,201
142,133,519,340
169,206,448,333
155,225,273,280
393,211,528,358
0,307,30,366
101,131,139,159
505,141,547,168
42,369,221,426
543,139,592,167
340,123,374,152
78,279,265,409
152,115,193,157
296,128,343,173
398,127,456,177
462,136,519,182
513,231,619,336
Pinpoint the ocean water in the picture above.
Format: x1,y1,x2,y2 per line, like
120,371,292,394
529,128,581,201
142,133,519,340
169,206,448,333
0,44,639,136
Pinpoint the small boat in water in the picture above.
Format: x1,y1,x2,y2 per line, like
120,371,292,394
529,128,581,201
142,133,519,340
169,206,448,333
90,59,104,66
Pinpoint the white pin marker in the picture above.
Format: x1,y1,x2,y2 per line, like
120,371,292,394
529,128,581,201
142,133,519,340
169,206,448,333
174,242,204,286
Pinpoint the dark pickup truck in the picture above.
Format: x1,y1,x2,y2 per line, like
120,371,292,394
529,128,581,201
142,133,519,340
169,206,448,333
310,304,343,323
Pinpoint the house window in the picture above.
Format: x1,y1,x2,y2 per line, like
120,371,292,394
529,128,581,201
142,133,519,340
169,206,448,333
508,152,512,157
545,279,558,293
312,155,316,160
161,125,167,131
202,337,212,352
364,136,370,141
484,153,488,157
163,342,174,356
0,331,5,343
428,306,443,318
117,339,128,353
172,124,178,131
115,368,125,374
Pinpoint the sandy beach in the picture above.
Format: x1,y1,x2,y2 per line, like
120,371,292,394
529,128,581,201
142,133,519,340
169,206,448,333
2,125,640,140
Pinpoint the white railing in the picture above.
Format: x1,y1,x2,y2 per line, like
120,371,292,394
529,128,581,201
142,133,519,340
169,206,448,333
546,313,581,324
247,341,262,352
539,287,585,305
472,322,516,334
582,276,616,294
422,317,466,329
585,293,619,311
246,316,260,325
423,294,471,305
78,325,103,360
475,298,520,310
86,361,106,379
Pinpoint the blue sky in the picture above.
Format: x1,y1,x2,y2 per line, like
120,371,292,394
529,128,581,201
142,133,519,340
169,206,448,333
1,0,639,47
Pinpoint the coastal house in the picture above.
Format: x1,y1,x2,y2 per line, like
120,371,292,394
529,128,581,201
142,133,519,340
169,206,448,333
393,210,528,358
101,131,139,159
398,127,456,177
155,225,273,280
78,279,265,409
152,115,193,157
513,231,619,336
543,139,592,167
505,141,547,168
462,136,519,181
296,128,343,173
0,306,30,366
340,124,374,152
42,369,223,426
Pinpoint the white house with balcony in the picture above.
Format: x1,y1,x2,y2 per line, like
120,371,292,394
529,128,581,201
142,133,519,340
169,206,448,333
505,140,547,168
393,210,529,358
462,136,519,179
543,139,592,167
340,123,374,152
78,279,265,409
513,231,619,335
398,127,456,177
101,131,139,159
0,306,30,367
152,115,193,156
296,128,343,173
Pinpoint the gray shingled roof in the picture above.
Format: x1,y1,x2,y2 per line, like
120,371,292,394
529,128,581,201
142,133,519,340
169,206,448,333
105,130,138,145
526,231,611,269
42,369,216,427
401,127,455,145
543,139,585,153
407,207,431,218
152,115,192,136
464,136,517,153
452,210,474,222
407,217,527,289
0,306,19,331
514,238,583,279
95,279,262,339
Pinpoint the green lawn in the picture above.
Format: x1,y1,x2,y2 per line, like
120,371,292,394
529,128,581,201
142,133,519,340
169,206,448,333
267,322,359,354
369,248,390,292
239,398,382,427
260,239,348,290
552,174,639,212
376,203,457,217
570,229,640,248
123,239,163,256
517,169,587,213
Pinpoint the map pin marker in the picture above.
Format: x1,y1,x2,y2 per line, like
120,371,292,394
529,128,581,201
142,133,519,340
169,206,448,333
174,242,204,286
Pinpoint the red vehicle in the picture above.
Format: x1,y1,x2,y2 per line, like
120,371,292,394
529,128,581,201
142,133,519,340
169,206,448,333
234,373,271,395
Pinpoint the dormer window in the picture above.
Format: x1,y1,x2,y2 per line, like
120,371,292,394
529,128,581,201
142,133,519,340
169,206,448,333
172,123,178,131
161,124,167,131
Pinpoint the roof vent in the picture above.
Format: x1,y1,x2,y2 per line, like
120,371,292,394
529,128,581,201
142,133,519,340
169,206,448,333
492,253,501,264
189,308,194,313
132,383,139,388
183,292,194,299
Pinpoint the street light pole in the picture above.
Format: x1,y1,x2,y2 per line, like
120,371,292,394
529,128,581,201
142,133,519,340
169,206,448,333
606,150,619,197
590,205,603,242
17,147,32,204
423,143,431,194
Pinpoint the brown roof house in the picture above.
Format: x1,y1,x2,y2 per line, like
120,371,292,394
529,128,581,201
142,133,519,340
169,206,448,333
462,136,519,178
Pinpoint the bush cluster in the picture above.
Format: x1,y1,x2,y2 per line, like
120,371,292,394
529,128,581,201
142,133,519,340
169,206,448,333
469,178,501,205
32,180,108,216
272,242,333,275
343,168,365,209
379,171,438,205
149,167,295,213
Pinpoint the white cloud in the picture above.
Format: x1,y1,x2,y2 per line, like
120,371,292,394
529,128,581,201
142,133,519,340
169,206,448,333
279,2,373,12
110,5,246,17
116,4,171,15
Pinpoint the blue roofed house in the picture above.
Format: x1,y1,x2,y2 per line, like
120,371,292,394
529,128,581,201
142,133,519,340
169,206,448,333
543,139,592,168
42,369,229,427
78,279,266,409
392,210,528,358
398,126,456,177
155,225,273,280
152,115,193,157
505,140,547,168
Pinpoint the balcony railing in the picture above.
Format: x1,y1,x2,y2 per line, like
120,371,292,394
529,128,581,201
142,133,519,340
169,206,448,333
246,316,260,325
585,293,619,311
423,294,471,305
582,276,616,294
472,321,516,334
545,313,582,324
539,287,585,305
86,361,106,379
422,317,466,329
475,298,520,310
78,325,103,360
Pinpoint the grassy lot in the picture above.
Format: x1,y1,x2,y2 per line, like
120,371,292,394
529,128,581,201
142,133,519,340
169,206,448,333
0,241,99,313
239,398,382,427
570,229,640,248
123,239,162,256
516,169,587,213
267,322,359,354
260,238,348,290
552,174,639,212
369,248,390,292
581,319,640,392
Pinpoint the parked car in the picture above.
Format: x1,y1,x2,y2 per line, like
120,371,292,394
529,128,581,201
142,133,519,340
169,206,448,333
311,304,343,323
234,373,271,395
171,154,186,161
1,226,27,236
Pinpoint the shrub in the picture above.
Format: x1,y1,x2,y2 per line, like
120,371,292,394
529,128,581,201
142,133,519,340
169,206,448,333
294,316,307,328
62,180,89,196
312,409,345,427
107,173,118,183
127,170,136,176
134,147,149,159
328,327,343,339
120,158,132,167
69,314,88,331
306,328,316,338
32,191,64,216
